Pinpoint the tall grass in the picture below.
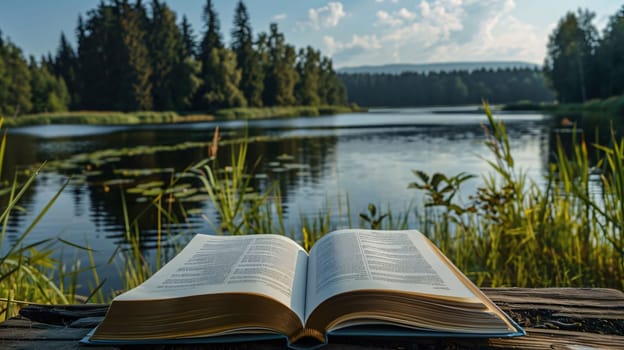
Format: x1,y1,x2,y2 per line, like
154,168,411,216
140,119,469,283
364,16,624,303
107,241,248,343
0,117,85,319
110,106,624,291
215,105,360,120
2,104,362,128
411,103,624,289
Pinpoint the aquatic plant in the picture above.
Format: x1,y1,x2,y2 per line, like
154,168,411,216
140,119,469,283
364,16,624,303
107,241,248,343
0,118,80,319
410,103,624,289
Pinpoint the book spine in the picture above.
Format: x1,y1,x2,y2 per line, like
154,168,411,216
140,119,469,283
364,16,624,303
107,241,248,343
288,328,327,350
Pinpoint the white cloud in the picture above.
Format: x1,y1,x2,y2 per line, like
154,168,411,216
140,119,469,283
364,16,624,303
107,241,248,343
272,13,287,21
366,0,543,64
397,8,416,20
324,34,381,56
419,1,431,16
308,2,346,30
376,10,403,27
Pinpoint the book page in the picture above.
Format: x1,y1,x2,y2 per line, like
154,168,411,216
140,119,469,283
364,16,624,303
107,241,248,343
305,229,479,320
115,234,309,323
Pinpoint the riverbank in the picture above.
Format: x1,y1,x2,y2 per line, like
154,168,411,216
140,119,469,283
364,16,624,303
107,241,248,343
502,95,624,116
1,105,363,128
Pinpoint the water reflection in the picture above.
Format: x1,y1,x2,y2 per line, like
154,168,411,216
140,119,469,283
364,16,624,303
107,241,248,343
4,109,558,291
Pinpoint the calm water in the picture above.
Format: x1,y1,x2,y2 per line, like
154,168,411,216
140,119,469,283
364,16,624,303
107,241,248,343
3,107,554,291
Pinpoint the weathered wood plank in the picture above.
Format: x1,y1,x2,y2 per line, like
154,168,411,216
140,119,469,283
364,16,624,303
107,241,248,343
0,325,89,340
0,340,117,350
488,327,624,349
18,304,109,326
483,288,624,304
0,288,622,349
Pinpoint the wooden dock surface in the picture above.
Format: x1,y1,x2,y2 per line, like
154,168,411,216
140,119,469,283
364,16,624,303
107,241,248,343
1,288,623,349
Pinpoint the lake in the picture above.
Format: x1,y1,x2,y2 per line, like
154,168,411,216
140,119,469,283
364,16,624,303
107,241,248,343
3,107,554,291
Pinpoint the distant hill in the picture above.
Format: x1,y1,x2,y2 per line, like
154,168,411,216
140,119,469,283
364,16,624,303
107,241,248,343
337,61,540,75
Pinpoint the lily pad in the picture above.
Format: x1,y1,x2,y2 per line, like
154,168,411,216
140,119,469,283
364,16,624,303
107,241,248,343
186,208,204,215
180,194,212,203
103,179,135,186
137,181,165,189
277,154,294,161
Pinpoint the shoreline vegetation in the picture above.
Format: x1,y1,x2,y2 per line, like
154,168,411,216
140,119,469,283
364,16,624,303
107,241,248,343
2,102,624,320
1,104,363,128
502,95,624,116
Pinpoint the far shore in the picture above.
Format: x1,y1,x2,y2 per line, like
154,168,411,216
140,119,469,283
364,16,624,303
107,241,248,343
502,95,624,116
2,105,364,128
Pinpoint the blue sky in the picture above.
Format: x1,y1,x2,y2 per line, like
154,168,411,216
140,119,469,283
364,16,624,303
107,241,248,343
0,0,621,68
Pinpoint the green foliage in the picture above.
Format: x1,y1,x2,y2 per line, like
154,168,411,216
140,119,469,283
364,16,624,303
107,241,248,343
214,105,355,120
1,1,348,115
340,68,554,107
263,23,298,106
2,111,179,127
198,48,247,109
196,1,247,110
359,203,388,229
0,33,32,116
544,9,598,103
29,60,70,113
543,5,624,103
180,15,196,58
231,0,264,107
77,1,153,111
596,6,624,98
411,103,624,289
0,118,84,319
295,47,321,106
319,57,347,105
195,142,269,236
409,171,475,216
53,33,79,109
118,1,153,111
148,0,197,111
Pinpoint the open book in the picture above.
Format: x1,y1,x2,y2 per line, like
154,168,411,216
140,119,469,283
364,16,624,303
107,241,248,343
87,229,524,348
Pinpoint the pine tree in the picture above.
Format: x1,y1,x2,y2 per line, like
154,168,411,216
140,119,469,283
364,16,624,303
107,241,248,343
180,15,196,58
596,5,624,97
29,56,70,113
148,0,198,110
263,23,297,106
77,1,152,111
202,48,246,108
53,32,79,108
117,0,153,110
231,0,263,106
0,32,32,116
544,9,598,103
201,0,223,51
295,46,321,106
318,56,346,105
196,0,245,110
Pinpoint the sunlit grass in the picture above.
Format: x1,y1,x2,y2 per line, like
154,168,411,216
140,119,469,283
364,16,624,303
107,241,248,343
411,102,624,289
0,117,80,319
215,105,359,120
1,104,363,128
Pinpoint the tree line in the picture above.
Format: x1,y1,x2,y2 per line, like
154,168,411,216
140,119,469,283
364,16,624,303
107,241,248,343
0,0,347,116
338,68,554,107
544,6,624,103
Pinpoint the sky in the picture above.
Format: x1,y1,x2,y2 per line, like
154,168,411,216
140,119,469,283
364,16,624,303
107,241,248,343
0,0,621,68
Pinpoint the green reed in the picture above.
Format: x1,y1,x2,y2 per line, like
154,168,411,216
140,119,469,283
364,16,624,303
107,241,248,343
0,117,86,319
411,102,624,289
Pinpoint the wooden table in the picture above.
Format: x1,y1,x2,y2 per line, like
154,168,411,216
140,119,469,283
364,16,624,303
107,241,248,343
1,288,623,349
